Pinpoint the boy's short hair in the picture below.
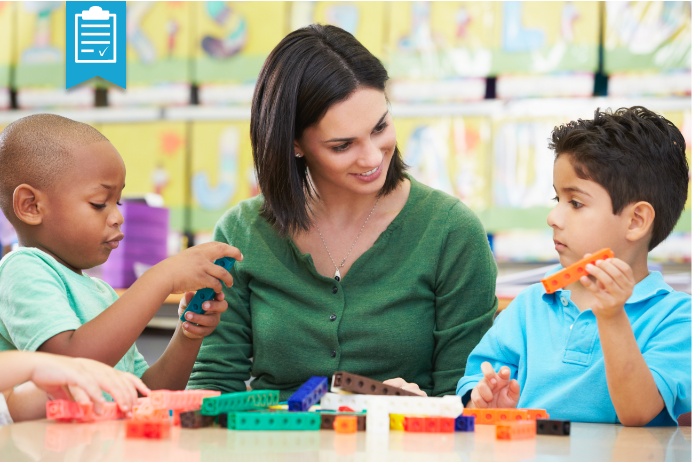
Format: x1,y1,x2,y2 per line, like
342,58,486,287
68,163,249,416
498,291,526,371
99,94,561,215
549,106,689,251
0,114,108,223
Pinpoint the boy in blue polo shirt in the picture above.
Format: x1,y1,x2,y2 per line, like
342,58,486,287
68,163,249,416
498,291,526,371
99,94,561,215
457,107,690,426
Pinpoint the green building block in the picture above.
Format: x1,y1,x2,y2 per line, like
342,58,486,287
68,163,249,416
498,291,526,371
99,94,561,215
226,411,321,431
201,390,280,416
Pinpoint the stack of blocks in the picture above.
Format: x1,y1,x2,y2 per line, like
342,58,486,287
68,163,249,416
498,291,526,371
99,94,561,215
287,376,329,411
101,201,169,288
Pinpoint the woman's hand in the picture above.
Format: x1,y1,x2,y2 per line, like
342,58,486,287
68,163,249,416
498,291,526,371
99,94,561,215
382,378,427,396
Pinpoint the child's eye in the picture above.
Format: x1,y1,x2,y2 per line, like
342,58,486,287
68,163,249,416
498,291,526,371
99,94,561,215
373,122,388,134
116,202,122,206
90,203,106,209
332,142,351,153
570,200,583,209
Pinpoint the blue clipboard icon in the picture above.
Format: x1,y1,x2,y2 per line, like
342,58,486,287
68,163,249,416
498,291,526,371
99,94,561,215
75,6,116,63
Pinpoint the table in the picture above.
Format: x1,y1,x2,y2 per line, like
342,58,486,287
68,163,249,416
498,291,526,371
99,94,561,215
0,421,688,462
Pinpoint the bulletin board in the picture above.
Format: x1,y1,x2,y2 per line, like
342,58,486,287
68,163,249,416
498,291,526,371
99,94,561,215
0,2,13,88
193,2,288,84
394,115,493,209
190,121,256,233
98,122,188,231
14,1,66,88
386,1,599,79
604,1,691,73
125,1,194,85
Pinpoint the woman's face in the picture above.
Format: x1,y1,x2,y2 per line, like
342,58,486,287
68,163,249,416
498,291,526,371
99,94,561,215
295,87,397,197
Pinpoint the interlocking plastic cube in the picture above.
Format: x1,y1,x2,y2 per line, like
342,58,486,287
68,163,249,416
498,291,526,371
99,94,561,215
403,416,425,432
438,417,455,433
496,420,536,440
180,410,216,429
320,412,366,431
523,409,550,420
288,377,329,412
541,248,614,294
455,415,475,432
536,419,570,435
150,389,221,410
180,257,236,321
226,411,321,431
334,416,357,433
390,414,405,431
126,420,171,439
201,390,279,416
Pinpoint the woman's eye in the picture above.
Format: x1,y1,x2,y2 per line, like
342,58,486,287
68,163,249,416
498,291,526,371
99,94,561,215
90,203,106,209
116,202,122,206
551,196,559,202
373,122,387,134
332,142,350,153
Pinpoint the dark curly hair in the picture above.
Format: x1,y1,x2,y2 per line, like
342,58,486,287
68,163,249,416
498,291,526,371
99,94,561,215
250,24,407,237
549,106,689,250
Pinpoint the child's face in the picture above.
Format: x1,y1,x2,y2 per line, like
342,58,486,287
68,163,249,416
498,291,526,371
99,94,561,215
547,155,631,268
40,141,126,272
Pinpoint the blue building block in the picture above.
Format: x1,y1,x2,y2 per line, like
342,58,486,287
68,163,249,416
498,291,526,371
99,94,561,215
455,415,475,432
180,257,235,322
287,377,328,412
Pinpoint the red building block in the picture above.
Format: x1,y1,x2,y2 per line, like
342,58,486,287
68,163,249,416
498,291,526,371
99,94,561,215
425,417,440,432
496,420,536,440
338,406,355,412
403,416,426,432
541,248,614,294
125,420,171,439
334,416,357,433
438,418,455,433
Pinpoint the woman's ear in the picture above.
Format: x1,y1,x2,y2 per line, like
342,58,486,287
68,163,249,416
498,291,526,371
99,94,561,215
13,184,44,226
624,201,655,244
293,140,304,158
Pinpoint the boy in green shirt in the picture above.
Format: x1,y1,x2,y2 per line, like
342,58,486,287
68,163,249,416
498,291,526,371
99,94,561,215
0,114,242,410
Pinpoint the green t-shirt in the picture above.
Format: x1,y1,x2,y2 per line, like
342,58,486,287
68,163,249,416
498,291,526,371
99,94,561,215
0,247,149,378
188,175,498,399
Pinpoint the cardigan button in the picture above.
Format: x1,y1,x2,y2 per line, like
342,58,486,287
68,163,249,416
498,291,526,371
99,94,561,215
330,350,337,358
332,286,338,294
330,314,337,321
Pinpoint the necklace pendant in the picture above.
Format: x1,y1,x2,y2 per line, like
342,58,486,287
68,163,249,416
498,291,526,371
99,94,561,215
334,268,341,282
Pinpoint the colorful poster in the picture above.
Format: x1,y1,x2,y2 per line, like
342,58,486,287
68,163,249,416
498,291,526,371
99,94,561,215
0,2,13,88
604,1,691,73
664,110,692,209
193,2,288,84
15,1,66,88
394,115,492,209
125,1,193,85
290,1,385,57
190,121,256,233
386,1,599,79
98,122,187,231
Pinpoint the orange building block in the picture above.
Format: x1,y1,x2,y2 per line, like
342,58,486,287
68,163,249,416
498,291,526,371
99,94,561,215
462,408,530,425
522,409,550,420
125,420,171,439
496,409,529,422
334,415,357,433
541,248,614,294
496,420,536,440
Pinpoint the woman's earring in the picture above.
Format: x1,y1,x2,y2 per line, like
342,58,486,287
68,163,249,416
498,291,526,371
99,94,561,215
295,152,303,158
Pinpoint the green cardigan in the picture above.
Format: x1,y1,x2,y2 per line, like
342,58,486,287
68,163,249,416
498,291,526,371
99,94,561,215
188,175,498,399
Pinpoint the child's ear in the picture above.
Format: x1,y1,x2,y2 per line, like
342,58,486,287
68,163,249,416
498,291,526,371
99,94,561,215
624,201,655,244
13,184,44,226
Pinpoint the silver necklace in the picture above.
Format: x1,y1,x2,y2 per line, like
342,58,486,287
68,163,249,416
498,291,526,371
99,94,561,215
315,197,380,281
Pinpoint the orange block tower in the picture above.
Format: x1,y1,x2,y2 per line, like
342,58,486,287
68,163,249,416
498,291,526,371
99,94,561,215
541,248,614,294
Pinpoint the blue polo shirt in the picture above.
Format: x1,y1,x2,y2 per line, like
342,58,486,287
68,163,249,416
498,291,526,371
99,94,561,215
457,270,691,426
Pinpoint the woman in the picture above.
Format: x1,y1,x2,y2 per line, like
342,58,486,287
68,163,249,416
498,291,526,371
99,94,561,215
188,24,497,400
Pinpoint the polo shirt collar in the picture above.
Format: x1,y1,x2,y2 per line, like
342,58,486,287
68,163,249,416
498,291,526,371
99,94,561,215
541,265,673,305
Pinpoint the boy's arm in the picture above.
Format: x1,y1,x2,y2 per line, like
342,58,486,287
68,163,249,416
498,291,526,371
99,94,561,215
583,259,664,426
38,243,240,382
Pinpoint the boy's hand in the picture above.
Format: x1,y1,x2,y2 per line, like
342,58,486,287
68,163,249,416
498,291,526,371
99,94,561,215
178,291,228,339
581,256,635,320
30,354,149,415
382,378,427,396
468,362,520,409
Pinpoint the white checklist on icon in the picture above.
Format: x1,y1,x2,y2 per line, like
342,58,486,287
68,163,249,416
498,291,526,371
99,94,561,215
75,6,116,63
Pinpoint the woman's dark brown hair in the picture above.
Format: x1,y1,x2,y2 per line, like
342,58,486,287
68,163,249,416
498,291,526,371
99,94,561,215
250,24,406,236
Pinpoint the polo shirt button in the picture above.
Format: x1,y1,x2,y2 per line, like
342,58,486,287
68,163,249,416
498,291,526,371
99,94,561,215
332,286,338,294
561,297,568,306
330,314,337,321
330,350,336,358
570,324,573,330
